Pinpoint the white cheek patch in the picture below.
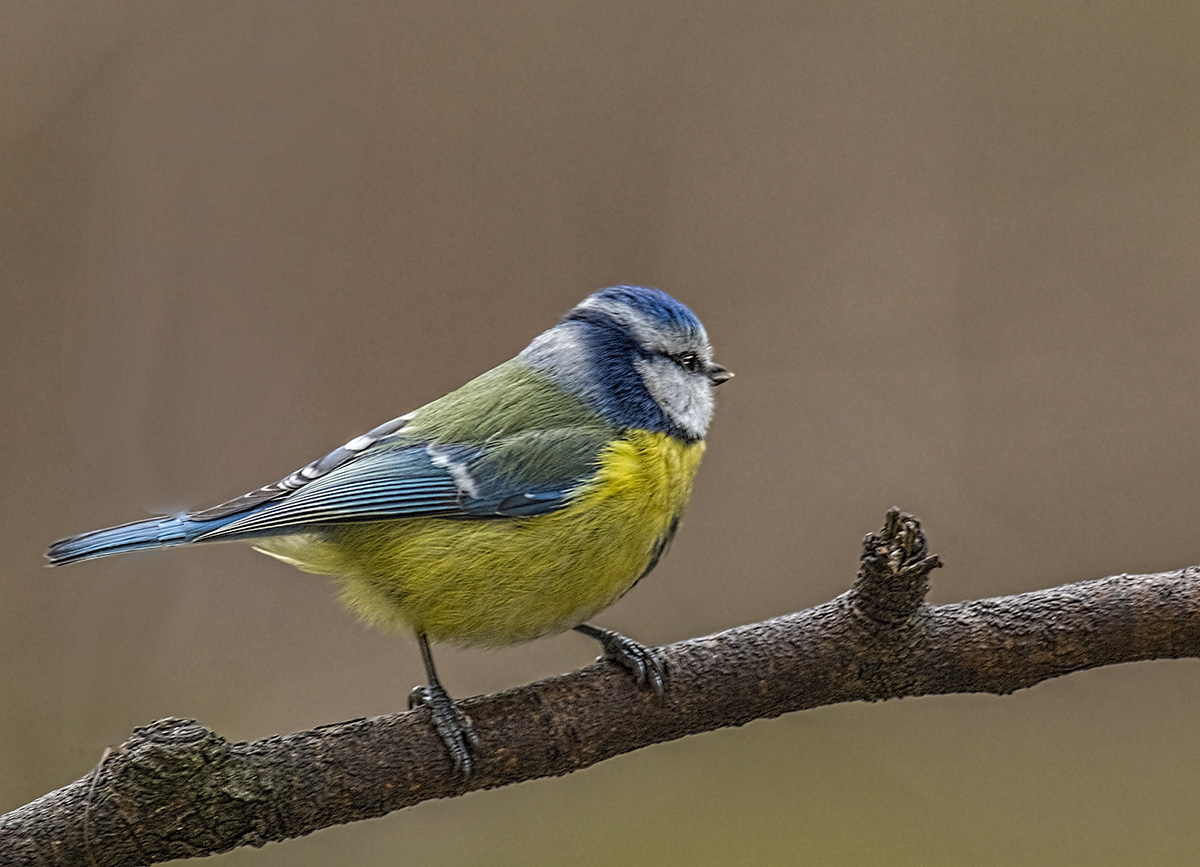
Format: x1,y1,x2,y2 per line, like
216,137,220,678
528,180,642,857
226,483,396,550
634,357,714,439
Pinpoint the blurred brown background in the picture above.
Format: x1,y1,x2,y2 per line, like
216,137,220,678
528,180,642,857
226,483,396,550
5,3,1200,864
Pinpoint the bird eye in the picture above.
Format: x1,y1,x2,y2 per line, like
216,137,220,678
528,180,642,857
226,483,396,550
674,352,703,374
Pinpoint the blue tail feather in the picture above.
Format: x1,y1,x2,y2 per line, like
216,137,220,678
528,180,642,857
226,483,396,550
47,513,247,566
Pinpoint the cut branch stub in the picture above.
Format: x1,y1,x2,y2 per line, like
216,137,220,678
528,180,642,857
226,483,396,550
850,507,943,625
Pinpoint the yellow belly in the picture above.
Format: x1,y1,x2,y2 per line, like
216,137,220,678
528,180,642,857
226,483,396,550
254,431,705,647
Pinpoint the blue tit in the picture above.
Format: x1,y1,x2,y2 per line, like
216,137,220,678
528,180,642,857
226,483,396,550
48,285,732,775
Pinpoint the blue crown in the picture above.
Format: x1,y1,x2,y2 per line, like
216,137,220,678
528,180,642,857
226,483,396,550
565,285,705,340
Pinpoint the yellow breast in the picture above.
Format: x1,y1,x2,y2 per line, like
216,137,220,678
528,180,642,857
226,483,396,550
254,431,705,647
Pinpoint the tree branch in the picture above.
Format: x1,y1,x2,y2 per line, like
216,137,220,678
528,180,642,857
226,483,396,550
4,508,1199,865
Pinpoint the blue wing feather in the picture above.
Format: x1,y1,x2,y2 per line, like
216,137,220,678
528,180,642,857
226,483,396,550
188,413,415,521
461,489,573,518
197,447,463,538
196,432,601,539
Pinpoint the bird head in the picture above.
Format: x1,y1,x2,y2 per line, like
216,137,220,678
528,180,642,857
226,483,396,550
520,286,732,441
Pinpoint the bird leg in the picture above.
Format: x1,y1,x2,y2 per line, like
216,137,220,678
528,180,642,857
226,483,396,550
408,632,479,777
575,623,667,695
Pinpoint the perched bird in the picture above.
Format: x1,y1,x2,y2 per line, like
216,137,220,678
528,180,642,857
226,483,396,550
48,285,731,775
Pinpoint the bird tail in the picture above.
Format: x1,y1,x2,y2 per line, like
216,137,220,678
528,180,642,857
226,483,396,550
46,513,241,566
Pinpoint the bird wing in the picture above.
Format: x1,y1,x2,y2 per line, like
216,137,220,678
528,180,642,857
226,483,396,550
193,426,613,540
188,413,416,521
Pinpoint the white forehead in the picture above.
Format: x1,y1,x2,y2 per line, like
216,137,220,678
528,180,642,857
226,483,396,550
573,294,711,356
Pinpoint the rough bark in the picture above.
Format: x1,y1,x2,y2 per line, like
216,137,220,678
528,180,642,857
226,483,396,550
3,509,1198,865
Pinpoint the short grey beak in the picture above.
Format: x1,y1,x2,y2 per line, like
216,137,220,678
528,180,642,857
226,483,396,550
706,361,733,386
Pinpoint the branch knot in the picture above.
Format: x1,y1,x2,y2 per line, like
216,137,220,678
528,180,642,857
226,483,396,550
850,507,942,626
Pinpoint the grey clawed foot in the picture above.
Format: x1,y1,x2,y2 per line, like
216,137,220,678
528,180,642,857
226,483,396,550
409,682,479,778
411,632,478,778
575,623,668,696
